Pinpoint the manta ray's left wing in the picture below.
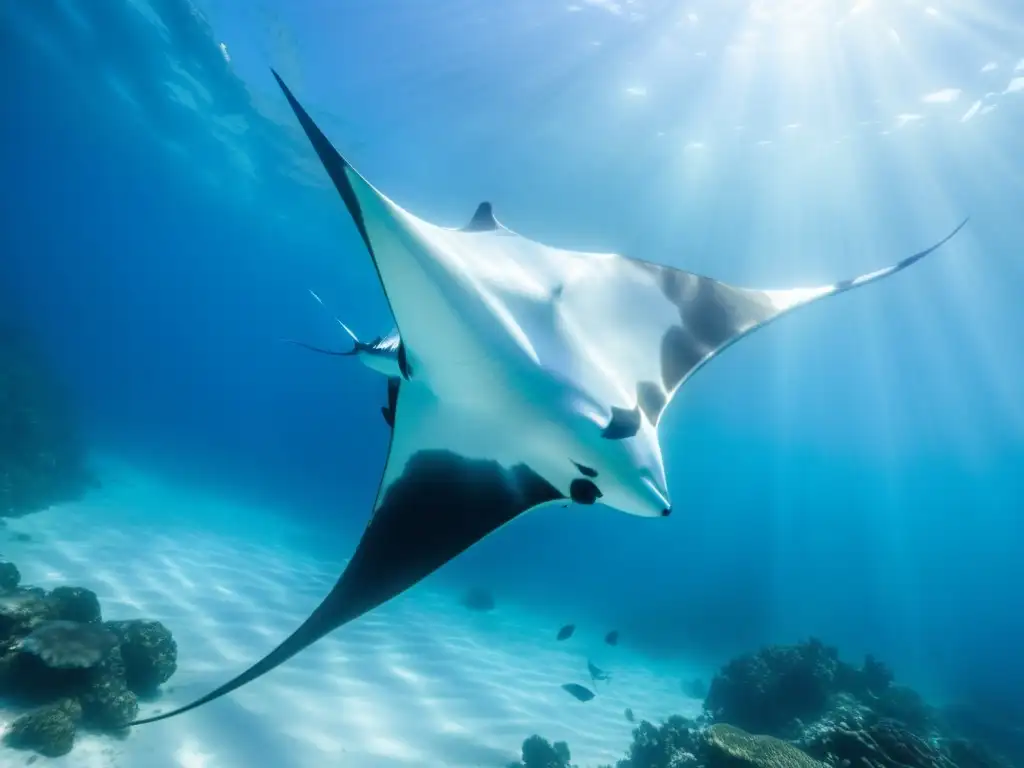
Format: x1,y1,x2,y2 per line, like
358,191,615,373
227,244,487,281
131,377,565,726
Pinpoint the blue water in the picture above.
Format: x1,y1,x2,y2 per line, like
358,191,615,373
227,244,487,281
2,0,1024,763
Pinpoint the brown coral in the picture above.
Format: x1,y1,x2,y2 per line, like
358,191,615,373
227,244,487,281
704,723,826,768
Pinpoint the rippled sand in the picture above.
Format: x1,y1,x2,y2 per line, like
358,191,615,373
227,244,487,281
0,462,701,767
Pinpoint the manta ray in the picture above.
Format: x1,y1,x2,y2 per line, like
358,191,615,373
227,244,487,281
130,69,967,725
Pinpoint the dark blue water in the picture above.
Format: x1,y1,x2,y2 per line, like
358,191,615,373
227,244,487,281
3,0,1023,735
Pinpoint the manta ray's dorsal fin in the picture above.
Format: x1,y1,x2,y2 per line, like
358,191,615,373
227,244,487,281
459,201,500,232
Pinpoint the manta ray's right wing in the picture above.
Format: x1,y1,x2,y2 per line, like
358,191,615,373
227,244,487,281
543,221,968,428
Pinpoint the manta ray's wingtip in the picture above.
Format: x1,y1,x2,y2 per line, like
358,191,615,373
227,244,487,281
896,215,970,271
947,215,970,241
270,66,356,177
269,68,297,106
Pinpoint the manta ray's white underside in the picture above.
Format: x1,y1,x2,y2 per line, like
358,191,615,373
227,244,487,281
130,69,967,726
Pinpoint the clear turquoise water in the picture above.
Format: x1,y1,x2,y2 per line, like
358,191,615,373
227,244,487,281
2,1,1023,765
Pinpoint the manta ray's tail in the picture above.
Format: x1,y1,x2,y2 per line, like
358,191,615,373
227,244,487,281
284,289,363,357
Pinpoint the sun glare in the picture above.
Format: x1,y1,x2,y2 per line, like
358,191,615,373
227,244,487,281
539,0,1024,455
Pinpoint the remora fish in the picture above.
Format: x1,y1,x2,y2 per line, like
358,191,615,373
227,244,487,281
129,69,967,725
287,289,402,379
588,660,611,684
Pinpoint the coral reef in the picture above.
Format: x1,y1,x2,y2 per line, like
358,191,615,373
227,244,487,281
519,638,1014,768
0,321,95,518
507,734,575,768
614,715,703,768
106,619,178,695
48,586,102,624
20,620,118,668
702,637,943,745
703,637,844,736
703,723,825,768
0,558,178,758
3,700,78,757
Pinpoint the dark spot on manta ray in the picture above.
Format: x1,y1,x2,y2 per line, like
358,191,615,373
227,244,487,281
128,447,566,726
660,325,708,392
571,461,598,478
661,507,672,517
556,624,575,641
601,404,641,440
634,261,780,395
561,683,595,702
682,278,736,349
636,381,667,426
605,630,619,646
569,479,602,505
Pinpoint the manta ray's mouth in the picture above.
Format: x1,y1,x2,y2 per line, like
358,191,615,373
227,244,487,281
641,477,671,517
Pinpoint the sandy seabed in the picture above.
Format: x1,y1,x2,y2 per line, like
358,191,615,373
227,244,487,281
0,462,702,768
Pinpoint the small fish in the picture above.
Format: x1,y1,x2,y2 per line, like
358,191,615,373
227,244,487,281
605,630,619,646
588,660,611,684
556,624,575,641
624,707,635,723
561,683,595,702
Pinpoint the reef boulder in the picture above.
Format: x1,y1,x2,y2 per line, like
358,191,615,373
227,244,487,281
616,715,703,768
47,586,102,624
0,559,178,757
0,559,20,590
79,643,139,729
3,702,77,757
704,638,842,736
20,620,118,669
507,734,574,768
106,618,177,695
